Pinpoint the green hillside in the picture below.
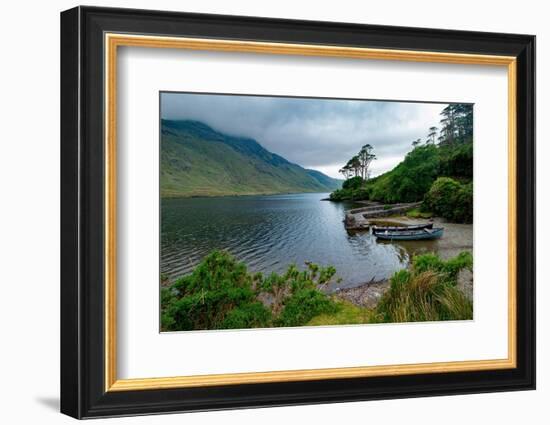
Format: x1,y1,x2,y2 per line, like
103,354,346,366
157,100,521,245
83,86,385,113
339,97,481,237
330,142,473,203
329,103,474,223
161,120,342,197
305,168,341,188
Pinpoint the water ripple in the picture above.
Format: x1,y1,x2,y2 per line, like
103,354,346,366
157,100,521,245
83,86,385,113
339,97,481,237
161,193,411,287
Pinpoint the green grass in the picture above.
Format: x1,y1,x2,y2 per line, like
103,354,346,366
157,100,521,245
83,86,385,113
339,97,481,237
406,208,433,219
307,300,374,326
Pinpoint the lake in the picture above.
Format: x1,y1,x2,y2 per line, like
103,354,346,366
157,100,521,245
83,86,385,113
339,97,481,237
161,193,472,289
161,193,444,289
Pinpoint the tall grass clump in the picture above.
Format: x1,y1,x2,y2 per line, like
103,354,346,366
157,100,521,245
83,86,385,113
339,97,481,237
375,252,473,323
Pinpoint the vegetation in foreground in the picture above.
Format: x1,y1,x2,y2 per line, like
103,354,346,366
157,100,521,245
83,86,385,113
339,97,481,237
161,251,340,331
330,104,473,223
161,250,473,331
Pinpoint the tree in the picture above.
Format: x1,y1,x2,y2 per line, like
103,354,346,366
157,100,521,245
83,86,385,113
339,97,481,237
338,144,377,185
439,104,473,145
427,126,438,144
339,164,353,179
454,104,473,141
357,144,376,180
412,139,421,148
440,105,457,145
349,156,362,177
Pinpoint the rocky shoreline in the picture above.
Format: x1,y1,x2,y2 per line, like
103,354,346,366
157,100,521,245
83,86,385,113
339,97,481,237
333,280,390,309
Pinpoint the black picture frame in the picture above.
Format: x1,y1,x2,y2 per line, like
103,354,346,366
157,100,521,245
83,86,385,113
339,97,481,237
61,5,536,419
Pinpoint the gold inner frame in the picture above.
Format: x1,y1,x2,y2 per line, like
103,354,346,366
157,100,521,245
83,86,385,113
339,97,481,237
104,33,517,392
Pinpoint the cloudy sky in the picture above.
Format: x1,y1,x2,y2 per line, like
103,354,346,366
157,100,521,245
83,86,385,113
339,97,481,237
161,92,448,178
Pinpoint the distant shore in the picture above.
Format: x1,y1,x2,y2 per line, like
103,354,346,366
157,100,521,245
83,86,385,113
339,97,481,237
161,190,331,199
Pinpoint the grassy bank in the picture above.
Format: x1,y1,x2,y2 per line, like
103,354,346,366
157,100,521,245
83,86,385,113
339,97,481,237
161,250,473,331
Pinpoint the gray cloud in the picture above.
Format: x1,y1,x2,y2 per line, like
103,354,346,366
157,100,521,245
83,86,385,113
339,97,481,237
161,92,448,178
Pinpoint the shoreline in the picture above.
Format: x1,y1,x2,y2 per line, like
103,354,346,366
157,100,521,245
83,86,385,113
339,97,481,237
332,214,474,308
332,279,390,309
373,215,473,260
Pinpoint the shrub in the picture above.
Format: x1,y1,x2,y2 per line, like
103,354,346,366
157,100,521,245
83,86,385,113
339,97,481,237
260,262,338,316
329,185,371,201
342,176,364,190
329,188,352,201
275,289,339,327
423,177,473,223
161,251,267,331
220,302,272,329
422,177,461,217
161,251,340,331
413,251,472,281
453,181,473,223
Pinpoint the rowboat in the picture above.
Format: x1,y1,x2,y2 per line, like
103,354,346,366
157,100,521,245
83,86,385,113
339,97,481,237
374,227,444,241
371,223,433,233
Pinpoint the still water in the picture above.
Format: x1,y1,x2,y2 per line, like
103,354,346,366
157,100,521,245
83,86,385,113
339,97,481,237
161,193,419,289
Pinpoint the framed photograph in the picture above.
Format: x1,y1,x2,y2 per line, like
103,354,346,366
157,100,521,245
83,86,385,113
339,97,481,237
60,6,535,419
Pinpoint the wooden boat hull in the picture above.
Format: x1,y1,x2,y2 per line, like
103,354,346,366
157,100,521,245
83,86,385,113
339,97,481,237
374,227,444,241
372,223,433,233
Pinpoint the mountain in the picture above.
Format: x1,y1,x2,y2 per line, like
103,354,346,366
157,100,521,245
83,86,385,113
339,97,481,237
305,169,341,189
161,120,342,197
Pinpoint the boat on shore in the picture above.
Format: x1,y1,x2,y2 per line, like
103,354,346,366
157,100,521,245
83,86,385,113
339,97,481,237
371,222,433,233
374,227,444,241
